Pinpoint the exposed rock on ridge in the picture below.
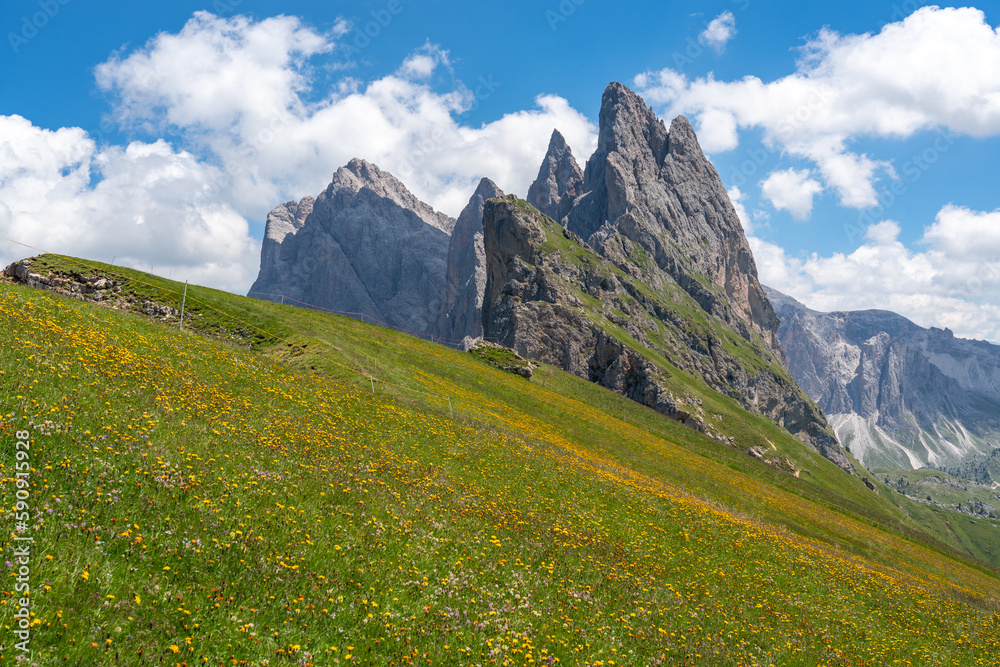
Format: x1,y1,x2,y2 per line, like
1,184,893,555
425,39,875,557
482,195,852,471
565,82,779,352
768,286,1000,469
254,197,314,295
249,159,456,337
439,178,504,341
526,130,584,224
250,83,851,474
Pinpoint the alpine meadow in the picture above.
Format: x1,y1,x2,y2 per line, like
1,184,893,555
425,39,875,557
5,3,1000,666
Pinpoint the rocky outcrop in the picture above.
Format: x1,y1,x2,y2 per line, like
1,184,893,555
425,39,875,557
482,196,851,470
768,286,1000,469
438,178,504,341
564,82,779,352
250,159,458,337
526,130,584,224
2,258,193,324
254,197,314,292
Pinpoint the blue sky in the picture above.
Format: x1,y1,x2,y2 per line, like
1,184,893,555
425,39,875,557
4,0,1000,340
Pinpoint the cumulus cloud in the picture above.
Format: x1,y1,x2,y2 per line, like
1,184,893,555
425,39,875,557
398,42,452,80
0,115,259,292
761,168,823,220
96,12,334,135
95,11,598,220
727,186,753,234
700,12,737,54
636,6,1000,211
751,205,1000,342
3,11,599,294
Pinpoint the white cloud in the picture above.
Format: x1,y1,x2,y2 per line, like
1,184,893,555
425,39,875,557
94,12,598,221
752,205,1000,342
695,108,739,152
636,6,1000,211
701,12,737,54
761,168,822,220
0,115,259,292
923,204,1000,261
727,186,753,234
864,220,901,246
397,42,452,80
2,12,600,294
96,12,332,135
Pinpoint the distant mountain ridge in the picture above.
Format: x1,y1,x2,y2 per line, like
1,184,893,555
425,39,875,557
767,286,1000,469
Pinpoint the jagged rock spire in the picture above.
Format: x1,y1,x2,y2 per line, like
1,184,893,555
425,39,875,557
565,81,779,351
526,130,584,223
439,177,505,340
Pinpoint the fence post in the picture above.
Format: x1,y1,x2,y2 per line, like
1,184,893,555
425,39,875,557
179,280,188,330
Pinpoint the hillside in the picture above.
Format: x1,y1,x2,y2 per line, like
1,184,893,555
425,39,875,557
1,255,1000,664
482,195,849,471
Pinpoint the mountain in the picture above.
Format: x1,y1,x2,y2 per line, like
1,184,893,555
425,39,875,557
438,178,504,340
250,159,501,340
767,286,1000,469
250,82,851,471
482,195,850,471
564,83,779,351
526,129,584,223
481,82,850,471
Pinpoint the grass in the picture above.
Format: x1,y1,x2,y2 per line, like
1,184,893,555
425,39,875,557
468,345,533,379
0,256,999,665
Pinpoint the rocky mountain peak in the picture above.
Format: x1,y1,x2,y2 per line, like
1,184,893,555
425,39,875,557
330,158,455,234
481,195,851,472
591,81,669,173
664,115,702,160
526,130,584,223
565,81,779,352
439,178,505,340
767,285,1000,469
264,196,314,244
472,176,503,202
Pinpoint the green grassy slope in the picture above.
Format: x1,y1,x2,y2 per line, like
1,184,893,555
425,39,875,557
0,256,999,665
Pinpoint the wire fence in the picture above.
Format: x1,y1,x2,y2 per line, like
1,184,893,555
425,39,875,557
245,289,502,349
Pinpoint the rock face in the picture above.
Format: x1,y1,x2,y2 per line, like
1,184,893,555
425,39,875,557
767,286,1000,469
482,195,851,471
438,178,504,341
250,159,463,338
564,83,779,352
526,130,584,224
254,197,314,293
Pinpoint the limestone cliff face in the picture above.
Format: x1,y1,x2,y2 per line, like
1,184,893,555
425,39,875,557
526,130,584,224
254,197,314,292
439,178,504,341
769,287,1000,469
565,82,779,352
249,159,455,336
482,196,852,471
